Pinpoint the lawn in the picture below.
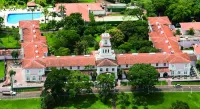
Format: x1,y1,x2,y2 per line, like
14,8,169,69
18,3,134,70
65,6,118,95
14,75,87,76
78,0,95,3
13,87,41,92
0,32,20,48
0,61,4,78
121,81,168,86
1,92,200,109
172,81,200,85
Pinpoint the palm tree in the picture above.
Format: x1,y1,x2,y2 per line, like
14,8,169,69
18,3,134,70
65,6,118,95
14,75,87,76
58,5,66,19
42,8,49,24
31,8,35,20
50,12,57,21
9,70,16,90
11,50,19,63
0,17,4,29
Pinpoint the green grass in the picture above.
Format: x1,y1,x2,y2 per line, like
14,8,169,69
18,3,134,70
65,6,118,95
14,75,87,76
0,33,20,48
156,81,168,85
0,98,40,109
172,81,200,85
0,61,4,78
121,81,168,86
1,93,200,109
13,88,41,92
78,0,95,3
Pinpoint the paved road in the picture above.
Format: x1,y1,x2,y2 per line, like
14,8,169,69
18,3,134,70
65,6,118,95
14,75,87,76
1,86,200,100
0,91,41,100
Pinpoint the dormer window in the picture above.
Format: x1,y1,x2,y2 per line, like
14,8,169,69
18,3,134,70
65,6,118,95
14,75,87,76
105,40,107,44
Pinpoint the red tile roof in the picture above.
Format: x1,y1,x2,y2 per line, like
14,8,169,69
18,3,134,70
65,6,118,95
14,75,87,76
116,53,190,65
39,55,96,67
96,59,117,67
19,20,48,68
148,17,182,54
180,22,200,30
148,16,171,25
193,44,200,54
27,1,36,7
55,3,103,21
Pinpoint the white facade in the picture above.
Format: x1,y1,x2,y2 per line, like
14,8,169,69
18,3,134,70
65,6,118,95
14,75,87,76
169,63,191,76
24,68,45,81
95,33,116,60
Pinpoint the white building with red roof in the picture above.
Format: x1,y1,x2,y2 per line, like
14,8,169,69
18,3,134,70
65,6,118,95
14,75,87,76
19,18,193,82
178,22,200,48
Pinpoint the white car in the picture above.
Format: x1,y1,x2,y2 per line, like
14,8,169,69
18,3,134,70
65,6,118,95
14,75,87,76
2,91,16,96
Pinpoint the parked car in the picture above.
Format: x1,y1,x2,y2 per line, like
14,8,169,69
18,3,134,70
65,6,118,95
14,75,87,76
2,91,16,96
174,84,181,88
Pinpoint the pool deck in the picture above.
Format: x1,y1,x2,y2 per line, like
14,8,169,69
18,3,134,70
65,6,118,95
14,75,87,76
0,8,61,27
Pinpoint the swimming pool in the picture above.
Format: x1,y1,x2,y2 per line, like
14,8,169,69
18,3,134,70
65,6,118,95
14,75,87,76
7,13,43,24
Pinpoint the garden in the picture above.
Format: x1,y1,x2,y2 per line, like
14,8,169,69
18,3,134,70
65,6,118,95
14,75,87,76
0,61,5,79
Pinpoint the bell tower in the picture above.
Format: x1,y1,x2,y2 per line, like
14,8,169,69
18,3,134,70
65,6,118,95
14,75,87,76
95,33,116,60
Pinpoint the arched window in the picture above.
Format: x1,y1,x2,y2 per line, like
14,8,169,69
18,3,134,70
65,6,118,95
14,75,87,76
108,49,109,53
105,49,107,53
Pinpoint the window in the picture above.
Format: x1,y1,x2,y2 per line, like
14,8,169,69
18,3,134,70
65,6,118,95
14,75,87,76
164,63,166,66
108,49,109,53
26,76,30,81
106,68,108,72
62,67,64,69
112,68,115,71
171,64,174,67
119,65,121,68
105,40,107,44
126,64,128,68
39,76,42,81
171,71,174,75
100,68,103,71
105,49,107,53
184,71,187,74
70,66,72,69
178,71,181,74
39,70,41,73
32,76,36,81
26,70,29,73
185,64,188,67
78,66,80,69
156,63,158,66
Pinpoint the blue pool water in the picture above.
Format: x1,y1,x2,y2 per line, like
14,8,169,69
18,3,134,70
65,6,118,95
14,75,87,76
7,13,43,24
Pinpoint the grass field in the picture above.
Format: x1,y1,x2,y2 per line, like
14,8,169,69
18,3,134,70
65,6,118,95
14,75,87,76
0,33,20,48
78,0,95,2
121,81,168,86
172,81,200,85
0,61,4,78
1,92,200,109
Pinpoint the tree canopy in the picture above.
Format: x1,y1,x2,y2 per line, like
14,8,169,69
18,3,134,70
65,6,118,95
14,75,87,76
169,100,190,109
127,64,158,93
41,69,92,109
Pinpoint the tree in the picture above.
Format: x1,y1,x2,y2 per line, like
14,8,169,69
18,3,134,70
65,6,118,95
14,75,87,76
107,28,125,48
31,8,35,20
0,17,4,29
169,100,189,109
117,21,135,40
41,69,92,109
125,8,144,20
196,60,200,70
50,12,57,21
127,64,158,93
118,92,130,109
59,5,66,19
42,8,49,24
9,70,16,90
97,73,115,103
54,47,70,56
11,50,19,63
187,28,195,35
176,29,181,35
